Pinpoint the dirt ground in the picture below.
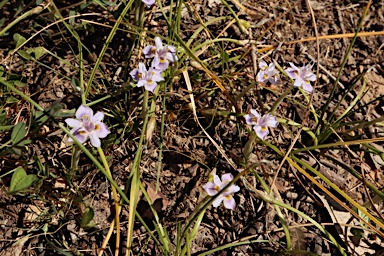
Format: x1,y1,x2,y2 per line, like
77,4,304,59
1,0,384,255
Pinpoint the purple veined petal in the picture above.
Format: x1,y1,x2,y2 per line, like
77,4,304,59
269,75,279,85
151,57,161,69
212,196,224,208
262,114,279,128
302,82,314,93
151,71,165,82
137,80,147,88
203,182,218,196
293,77,304,88
138,62,147,73
167,45,177,54
142,0,155,7
95,122,110,138
305,73,316,82
156,58,169,71
259,60,268,70
254,125,269,140
76,104,93,120
244,114,257,125
144,81,158,93
89,132,101,147
65,118,81,128
129,68,140,81
93,112,104,122
221,173,233,183
212,174,221,186
166,52,177,62
143,45,156,58
256,71,267,83
69,128,88,143
230,184,240,193
155,37,163,49
250,109,261,119
268,62,276,71
223,195,236,210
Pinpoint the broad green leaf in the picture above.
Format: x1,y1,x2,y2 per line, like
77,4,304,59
8,167,37,194
11,122,26,144
13,33,26,48
0,65,4,77
80,206,94,228
34,46,46,60
17,50,31,60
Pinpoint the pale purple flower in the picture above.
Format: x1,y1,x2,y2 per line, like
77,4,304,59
203,173,240,210
257,60,279,85
285,62,316,93
130,62,164,93
142,0,155,7
245,109,278,140
142,37,178,71
65,105,110,148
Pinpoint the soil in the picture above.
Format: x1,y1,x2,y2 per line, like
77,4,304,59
1,0,384,255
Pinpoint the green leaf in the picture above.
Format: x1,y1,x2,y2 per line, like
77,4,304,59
221,50,229,64
8,167,37,195
33,46,46,60
0,65,4,77
80,206,94,228
0,125,14,131
11,122,26,144
14,80,26,87
13,33,26,48
17,50,31,60
6,96,19,103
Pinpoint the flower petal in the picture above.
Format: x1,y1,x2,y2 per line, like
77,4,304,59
65,118,81,128
203,182,217,196
250,109,261,119
221,173,233,183
93,112,104,122
223,196,236,210
76,104,93,120
144,81,158,93
143,45,156,58
89,132,101,147
244,114,257,125
302,82,313,93
254,125,269,140
95,122,110,138
155,37,163,49
212,196,224,208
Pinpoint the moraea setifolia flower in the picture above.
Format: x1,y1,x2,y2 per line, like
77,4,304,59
257,60,279,85
203,173,240,210
65,105,110,148
142,37,178,71
130,62,164,93
245,109,278,140
285,62,316,93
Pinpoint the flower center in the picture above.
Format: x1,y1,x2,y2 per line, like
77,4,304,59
147,80,153,84
261,126,267,131
214,185,219,191
160,57,166,63
151,48,156,54
252,116,258,122
138,73,142,79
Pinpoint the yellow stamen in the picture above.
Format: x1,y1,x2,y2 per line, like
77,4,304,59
151,48,156,54
95,124,100,131
147,80,153,84
261,127,267,131
79,131,86,135
214,185,219,191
